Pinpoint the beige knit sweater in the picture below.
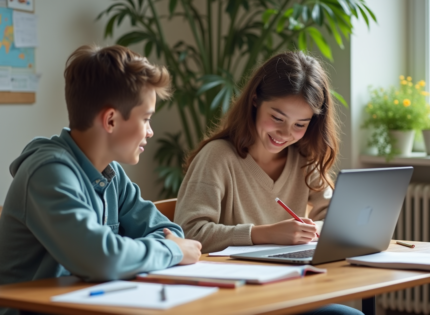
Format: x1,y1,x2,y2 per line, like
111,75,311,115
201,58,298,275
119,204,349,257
174,140,331,253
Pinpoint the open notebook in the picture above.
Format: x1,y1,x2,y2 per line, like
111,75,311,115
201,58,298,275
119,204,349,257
137,261,326,288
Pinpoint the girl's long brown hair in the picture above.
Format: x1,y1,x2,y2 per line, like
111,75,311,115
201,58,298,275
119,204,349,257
185,51,339,191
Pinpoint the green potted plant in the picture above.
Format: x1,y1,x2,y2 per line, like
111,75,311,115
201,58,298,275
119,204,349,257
363,75,429,160
97,0,376,197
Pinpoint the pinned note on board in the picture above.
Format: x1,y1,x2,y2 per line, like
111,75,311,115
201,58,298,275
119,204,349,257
7,0,34,12
13,10,38,47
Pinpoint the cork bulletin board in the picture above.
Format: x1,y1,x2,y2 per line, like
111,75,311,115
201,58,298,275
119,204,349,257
0,0,37,104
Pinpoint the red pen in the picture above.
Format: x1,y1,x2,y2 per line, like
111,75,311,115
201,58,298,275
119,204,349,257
275,197,320,238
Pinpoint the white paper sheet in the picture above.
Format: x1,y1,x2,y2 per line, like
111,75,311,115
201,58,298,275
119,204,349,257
11,69,40,92
208,242,318,256
51,280,218,309
0,66,11,91
7,0,33,11
12,10,38,48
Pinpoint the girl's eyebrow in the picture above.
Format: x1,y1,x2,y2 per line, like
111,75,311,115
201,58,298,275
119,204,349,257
271,107,312,121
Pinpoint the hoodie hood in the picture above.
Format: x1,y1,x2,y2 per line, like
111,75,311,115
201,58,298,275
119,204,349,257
10,133,72,178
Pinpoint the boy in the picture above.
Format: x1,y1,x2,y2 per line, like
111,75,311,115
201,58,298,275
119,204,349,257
0,45,201,315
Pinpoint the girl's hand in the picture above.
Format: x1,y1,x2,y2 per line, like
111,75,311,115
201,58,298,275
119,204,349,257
251,218,317,245
163,228,202,264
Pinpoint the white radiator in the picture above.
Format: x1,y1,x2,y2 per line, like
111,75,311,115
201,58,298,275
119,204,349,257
378,183,430,314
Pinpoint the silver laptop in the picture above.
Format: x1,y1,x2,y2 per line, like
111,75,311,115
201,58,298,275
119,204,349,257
231,166,414,265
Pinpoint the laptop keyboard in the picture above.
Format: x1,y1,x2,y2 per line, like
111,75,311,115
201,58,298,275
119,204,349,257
268,249,315,259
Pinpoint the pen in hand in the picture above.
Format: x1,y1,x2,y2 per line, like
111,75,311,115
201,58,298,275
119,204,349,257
88,284,138,297
160,285,167,301
275,197,320,238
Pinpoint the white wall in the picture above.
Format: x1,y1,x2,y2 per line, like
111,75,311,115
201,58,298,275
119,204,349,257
0,0,182,203
349,0,409,168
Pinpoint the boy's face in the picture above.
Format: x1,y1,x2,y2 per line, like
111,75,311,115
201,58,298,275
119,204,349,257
110,86,156,165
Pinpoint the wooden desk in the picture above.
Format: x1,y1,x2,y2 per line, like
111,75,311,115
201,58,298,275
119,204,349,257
1,241,429,315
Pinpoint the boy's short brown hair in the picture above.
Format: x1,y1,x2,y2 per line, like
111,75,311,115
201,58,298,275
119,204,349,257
64,45,171,131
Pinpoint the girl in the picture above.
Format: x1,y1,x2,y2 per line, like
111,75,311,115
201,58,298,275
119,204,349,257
174,50,362,315
175,51,336,253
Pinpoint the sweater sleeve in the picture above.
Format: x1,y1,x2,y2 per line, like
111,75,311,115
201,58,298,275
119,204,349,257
25,163,183,281
174,142,254,253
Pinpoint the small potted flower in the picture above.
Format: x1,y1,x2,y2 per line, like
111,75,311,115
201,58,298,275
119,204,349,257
362,75,429,161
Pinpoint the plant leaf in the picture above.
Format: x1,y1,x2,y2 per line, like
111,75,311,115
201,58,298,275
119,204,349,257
144,41,153,57
211,87,227,110
169,0,178,16
312,4,323,26
116,31,150,46
307,27,333,61
331,89,348,108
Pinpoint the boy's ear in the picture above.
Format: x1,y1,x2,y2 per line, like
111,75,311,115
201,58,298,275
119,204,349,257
100,108,117,133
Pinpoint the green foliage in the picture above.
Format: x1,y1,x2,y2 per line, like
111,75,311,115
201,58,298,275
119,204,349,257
97,0,377,198
363,76,430,160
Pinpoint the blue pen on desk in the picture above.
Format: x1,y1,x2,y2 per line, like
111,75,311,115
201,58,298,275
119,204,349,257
88,284,138,297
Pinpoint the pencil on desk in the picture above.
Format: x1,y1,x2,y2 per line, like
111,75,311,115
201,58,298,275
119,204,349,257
396,241,415,248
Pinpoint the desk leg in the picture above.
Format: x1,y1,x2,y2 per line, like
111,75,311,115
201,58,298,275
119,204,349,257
362,297,375,315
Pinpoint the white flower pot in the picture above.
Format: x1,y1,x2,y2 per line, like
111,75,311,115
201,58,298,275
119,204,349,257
422,130,430,155
389,130,415,156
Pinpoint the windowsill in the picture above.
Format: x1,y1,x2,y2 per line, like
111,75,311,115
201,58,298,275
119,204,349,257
360,152,430,166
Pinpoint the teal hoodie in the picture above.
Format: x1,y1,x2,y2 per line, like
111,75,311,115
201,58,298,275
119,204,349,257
0,128,184,305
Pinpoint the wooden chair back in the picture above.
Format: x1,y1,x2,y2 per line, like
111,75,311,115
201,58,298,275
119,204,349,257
153,198,177,221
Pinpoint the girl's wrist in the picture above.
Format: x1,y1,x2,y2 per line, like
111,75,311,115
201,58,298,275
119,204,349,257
251,225,272,244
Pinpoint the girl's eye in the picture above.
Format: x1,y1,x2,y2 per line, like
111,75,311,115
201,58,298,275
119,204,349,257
272,115,282,122
144,118,151,122
295,123,305,128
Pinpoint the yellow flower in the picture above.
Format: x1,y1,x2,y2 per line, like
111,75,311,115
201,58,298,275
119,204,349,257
416,84,421,89
403,99,411,107
399,75,405,80
422,91,430,96
420,80,426,87
373,114,377,119
407,76,412,81
408,82,413,86
401,80,408,85
394,100,399,104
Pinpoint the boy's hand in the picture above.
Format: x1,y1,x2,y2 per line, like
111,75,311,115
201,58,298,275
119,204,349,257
163,228,202,264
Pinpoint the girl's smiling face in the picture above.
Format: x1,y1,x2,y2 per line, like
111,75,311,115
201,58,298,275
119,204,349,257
252,94,314,158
